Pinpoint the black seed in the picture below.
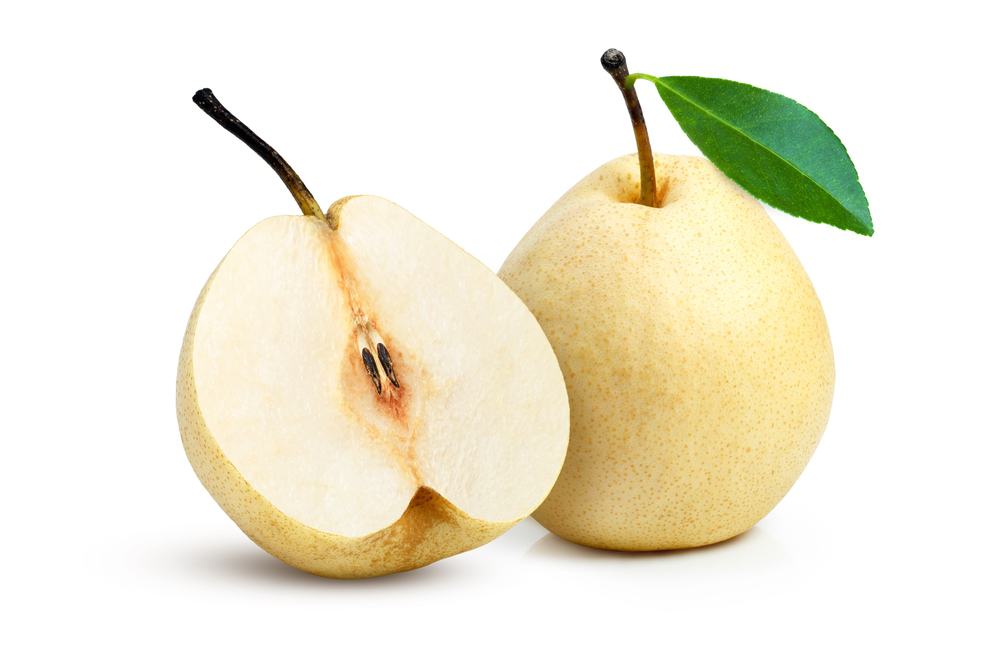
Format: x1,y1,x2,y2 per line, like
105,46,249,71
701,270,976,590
361,347,381,395
377,343,400,388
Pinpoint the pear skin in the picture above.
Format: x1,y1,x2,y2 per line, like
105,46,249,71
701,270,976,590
500,154,834,550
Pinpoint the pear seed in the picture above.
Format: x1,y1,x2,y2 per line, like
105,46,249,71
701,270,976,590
376,343,400,388
361,347,382,395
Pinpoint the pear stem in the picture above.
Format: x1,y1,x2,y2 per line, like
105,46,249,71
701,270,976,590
192,89,329,223
600,49,657,207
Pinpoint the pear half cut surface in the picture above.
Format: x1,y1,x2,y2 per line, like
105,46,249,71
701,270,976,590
178,195,569,578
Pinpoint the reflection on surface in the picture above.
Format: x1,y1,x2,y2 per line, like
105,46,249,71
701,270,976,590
525,525,790,572
152,539,476,590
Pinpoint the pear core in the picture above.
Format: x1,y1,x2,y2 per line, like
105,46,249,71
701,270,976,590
178,195,568,576
499,155,835,551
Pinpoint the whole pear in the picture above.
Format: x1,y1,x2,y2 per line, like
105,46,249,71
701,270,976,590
499,154,834,550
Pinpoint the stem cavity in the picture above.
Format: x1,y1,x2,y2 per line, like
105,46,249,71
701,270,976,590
600,49,657,207
192,89,330,223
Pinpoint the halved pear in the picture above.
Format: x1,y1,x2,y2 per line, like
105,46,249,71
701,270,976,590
178,91,568,578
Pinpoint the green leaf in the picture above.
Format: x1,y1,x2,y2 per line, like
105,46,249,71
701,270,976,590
634,74,872,235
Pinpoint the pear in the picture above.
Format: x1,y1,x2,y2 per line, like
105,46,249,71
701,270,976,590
499,153,834,550
178,90,568,578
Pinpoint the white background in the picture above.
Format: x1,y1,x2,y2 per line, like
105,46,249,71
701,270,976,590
2,1,997,664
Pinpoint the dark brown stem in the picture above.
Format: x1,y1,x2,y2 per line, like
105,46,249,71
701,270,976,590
600,49,657,206
192,89,328,222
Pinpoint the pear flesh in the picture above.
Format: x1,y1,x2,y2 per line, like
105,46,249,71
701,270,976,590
178,195,569,577
499,155,834,550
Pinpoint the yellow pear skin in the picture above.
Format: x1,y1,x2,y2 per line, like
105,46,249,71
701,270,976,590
499,154,835,550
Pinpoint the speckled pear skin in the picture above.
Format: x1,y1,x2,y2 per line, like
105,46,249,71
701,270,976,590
177,272,511,579
500,154,834,550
